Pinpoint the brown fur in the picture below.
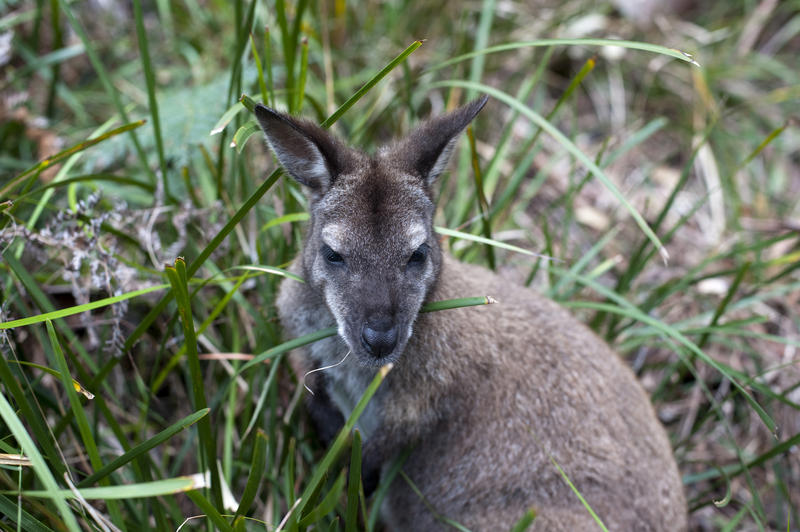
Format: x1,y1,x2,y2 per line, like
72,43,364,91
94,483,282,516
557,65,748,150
257,98,687,531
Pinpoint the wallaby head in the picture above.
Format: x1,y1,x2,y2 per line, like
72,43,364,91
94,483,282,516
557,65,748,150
255,97,488,366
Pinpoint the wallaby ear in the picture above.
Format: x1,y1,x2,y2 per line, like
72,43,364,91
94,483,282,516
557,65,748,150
255,104,351,194
393,96,489,186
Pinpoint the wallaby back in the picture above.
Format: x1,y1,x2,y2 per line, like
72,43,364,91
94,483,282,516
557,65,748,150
256,98,687,531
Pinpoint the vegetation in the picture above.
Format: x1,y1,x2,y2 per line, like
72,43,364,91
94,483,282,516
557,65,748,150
1,0,798,530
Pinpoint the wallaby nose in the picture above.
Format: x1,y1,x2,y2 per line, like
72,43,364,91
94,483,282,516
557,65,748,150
361,318,398,358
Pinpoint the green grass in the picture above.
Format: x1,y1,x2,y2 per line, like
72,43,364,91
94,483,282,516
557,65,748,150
1,0,799,530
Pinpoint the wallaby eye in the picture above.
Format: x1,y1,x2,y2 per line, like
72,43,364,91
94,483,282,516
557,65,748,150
408,243,429,266
321,244,344,265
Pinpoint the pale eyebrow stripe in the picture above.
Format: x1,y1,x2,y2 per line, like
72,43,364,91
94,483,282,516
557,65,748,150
407,222,427,249
321,224,347,250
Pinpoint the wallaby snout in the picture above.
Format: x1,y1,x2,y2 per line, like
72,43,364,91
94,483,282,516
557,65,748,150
361,317,398,358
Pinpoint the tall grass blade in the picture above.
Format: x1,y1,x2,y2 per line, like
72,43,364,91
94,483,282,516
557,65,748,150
9,360,93,399
211,102,246,135
239,327,337,373
231,119,263,152
556,270,777,435
296,37,309,113
0,120,145,199
0,495,51,532
250,32,268,104
509,509,537,532
467,0,496,99
186,490,235,532
77,408,210,487
16,174,155,202
550,456,608,531
320,40,423,128
132,0,168,195
0,392,81,531
233,430,268,520
290,364,393,523
20,475,210,500
428,38,701,73
0,284,169,330
697,262,751,349
367,449,411,532
431,80,670,262
45,320,124,526
420,296,495,312
0,346,65,480
466,125,495,269
345,430,362,532
264,26,275,107
165,258,222,507
57,0,155,183
298,470,346,526
151,271,254,393
435,226,552,259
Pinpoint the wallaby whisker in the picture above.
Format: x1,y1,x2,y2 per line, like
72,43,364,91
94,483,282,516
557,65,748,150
302,350,351,396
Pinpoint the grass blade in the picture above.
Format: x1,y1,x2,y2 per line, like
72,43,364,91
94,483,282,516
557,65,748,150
0,120,145,199
430,80,670,263
152,270,258,392
435,226,553,260
57,0,156,184
211,101,246,135
298,470,346,527
0,494,52,532
556,269,777,435
291,364,393,522
0,284,169,330
420,296,495,312
345,430,362,532
467,0,496,100
46,320,126,524
261,211,309,232
466,125,495,269
509,508,537,532
186,490,235,532
550,456,608,531
230,119,263,153
233,430,268,520
295,37,309,113
237,296,494,373
0,392,80,531
19,475,209,500
132,0,168,193
427,38,700,73
250,31,268,104
164,258,221,507
77,408,210,488
8,360,93,399
320,40,423,128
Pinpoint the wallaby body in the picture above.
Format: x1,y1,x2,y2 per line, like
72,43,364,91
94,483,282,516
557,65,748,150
257,98,687,531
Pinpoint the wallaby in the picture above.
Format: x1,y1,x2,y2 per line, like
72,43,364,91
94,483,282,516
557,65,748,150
255,97,687,531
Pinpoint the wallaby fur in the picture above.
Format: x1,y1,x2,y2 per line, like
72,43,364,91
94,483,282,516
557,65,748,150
255,97,687,531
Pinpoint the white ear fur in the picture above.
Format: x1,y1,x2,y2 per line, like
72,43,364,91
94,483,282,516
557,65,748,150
391,96,489,187
426,137,459,185
265,135,330,188
255,104,334,192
